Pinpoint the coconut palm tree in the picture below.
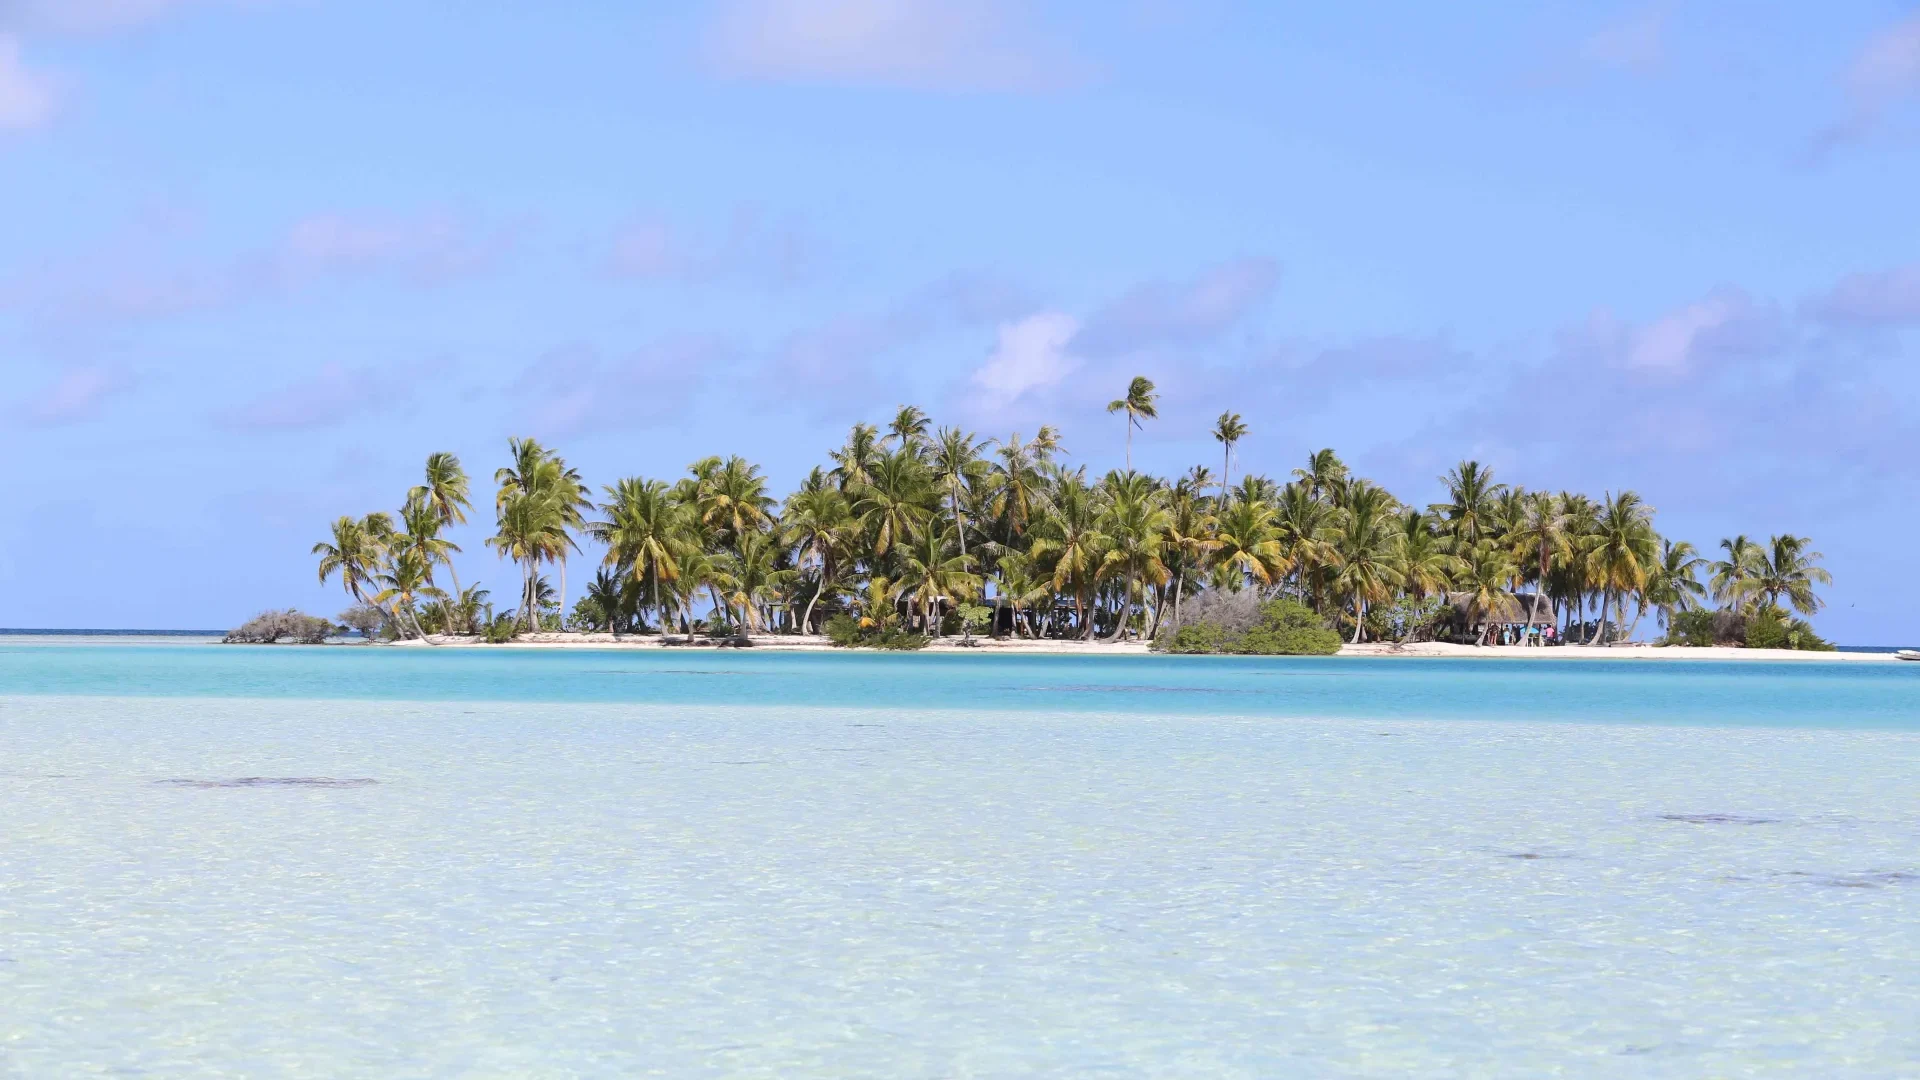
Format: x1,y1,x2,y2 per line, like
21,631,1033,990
1211,411,1249,505
1710,535,1764,609
407,451,471,599
1396,509,1462,602
896,527,979,635
1587,490,1657,643
1736,534,1832,616
885,405,932,451
1329,483,1405,642
1097,483,1172,641
782,483,855,635
1030,475,1108,638
395,499,461,634
373,548,440,641
1644,538,1708,635
591,477,685,637
1105,375,1158,472
1292,449,1348,504
1211,497,1288,592
1460,546,1521,644
930,426,987,560
314,514,387,609
1160,485,1219,632
1506,491,1567,629
1433,460,1506,548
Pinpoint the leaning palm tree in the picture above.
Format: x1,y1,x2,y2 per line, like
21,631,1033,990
314,514,387,610
395,500,461,635
1211,411,1249,505
1105,375,1158,472
373,549,441,641
407,451,471,600
1029,476,1109,638
930,426,987,560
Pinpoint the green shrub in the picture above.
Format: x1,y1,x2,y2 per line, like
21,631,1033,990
483,614,519,643
1746,608,1788,650
1665,608,1718,647
1156,596,1342,656
824,612,929,650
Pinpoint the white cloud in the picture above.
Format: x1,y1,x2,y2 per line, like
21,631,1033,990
0,33,53,130
706,0,1085,92
971,311,1080,405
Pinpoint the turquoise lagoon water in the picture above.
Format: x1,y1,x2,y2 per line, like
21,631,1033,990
3,642,1919,1076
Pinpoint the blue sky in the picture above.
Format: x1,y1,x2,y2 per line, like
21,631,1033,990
4,1,1920,640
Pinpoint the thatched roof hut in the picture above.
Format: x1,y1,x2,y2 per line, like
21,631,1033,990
1445,591,1555,627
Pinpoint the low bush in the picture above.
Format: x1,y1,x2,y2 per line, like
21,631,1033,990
337,603,385,641
1156,595,1342,656
482,614,519,643
226,609,334,644
1745,607,1834,652
1664,608,1718,647
824,612,929,650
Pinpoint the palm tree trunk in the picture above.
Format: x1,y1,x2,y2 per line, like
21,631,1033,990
1351,599,1364,644
801,576,823,637
1104,571,1134,642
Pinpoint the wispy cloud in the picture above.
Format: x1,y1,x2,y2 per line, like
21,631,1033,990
1578,7,1666,74
1805,264,1920,326
705,0,1088,92
0,0,263,34
1807,11,1920,159
213,362,402,431
1075,257,1279,356
0,33,53,130
16,363,131,424
271,212,511,287
604,209,818,287
511,339,723,438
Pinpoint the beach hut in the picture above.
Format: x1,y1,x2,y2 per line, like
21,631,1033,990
1442,591,1556,642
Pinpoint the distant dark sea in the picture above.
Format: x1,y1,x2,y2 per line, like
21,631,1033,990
0,628,224,637
1836,645,1916,654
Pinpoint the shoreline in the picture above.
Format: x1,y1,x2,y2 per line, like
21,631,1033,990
367,633,1898,662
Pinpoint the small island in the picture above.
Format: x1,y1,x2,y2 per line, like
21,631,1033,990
275,379,1835,656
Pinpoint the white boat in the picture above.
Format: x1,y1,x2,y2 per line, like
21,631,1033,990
1895,650,1920,661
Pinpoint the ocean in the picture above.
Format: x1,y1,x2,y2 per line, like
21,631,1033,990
2,640,1917,1076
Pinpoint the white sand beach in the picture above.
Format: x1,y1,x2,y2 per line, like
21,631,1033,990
382,633,1895,661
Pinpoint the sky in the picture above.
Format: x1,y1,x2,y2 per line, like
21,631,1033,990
3,0,1920,641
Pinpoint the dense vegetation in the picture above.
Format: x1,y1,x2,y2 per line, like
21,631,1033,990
307,377,1833,648
1156,593,1343,655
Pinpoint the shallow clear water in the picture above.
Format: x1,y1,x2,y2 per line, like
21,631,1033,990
3,645,1918,1076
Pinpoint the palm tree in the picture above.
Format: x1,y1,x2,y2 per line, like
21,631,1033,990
854,450,933,560
1432,460,1505,548
1030,475,1108,638
782,484,855,635
1329,483,1404,642
1460,546,1521,645
1644,538,1707,635
1211,497,1287,592
1711,535,1764,609
407,451,471,601
591,477,685,638
930,426,987,560
829,423,882,490
314,515,387,609
395,499,460,635
1396,510,1462,603
1160,485,1218,631
1506,491,1567,629
373,549,440,641
1736,535,1832,616
1587,491,1657,643
1096,484,1171,641
1211,411,1248,505
1292,449,1348,503
896,527,979,635
1273,482,1337,607
885,405,932,450
1105,375,1158,472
